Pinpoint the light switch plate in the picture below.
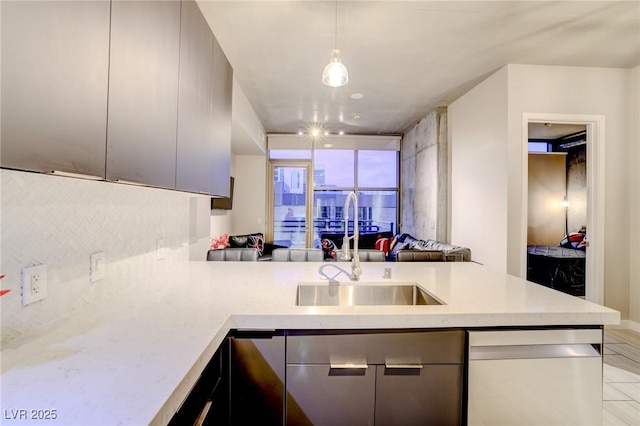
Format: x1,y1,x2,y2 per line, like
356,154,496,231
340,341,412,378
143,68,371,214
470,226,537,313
90,252,106,283
22,264,47,306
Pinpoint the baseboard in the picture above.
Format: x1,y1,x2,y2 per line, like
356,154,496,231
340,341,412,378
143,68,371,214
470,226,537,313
608,320,640,333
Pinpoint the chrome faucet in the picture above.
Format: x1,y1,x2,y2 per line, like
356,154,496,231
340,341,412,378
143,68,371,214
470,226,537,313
342,191,362,281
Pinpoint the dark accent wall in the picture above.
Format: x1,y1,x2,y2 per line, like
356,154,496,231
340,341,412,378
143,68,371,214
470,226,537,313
566,145,587,233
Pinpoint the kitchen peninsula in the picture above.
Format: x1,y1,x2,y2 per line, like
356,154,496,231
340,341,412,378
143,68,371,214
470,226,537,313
0,261,619,425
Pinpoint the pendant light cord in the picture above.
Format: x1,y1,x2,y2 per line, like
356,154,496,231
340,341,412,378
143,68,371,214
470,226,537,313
334,0,338,49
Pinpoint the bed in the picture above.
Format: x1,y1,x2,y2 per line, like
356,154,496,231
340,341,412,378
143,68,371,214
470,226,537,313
527,245,586,297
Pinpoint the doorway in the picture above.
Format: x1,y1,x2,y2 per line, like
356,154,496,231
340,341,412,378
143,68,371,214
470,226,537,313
522,113,605,305
526,123,586,297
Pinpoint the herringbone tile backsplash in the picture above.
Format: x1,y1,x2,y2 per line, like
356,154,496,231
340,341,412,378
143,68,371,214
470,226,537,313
0,169,191,344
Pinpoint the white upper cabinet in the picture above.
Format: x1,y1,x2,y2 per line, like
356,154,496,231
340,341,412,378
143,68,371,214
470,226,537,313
0,1,111,177
106,0,181,189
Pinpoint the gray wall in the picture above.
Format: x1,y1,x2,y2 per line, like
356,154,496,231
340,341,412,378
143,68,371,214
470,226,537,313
401,107,448,241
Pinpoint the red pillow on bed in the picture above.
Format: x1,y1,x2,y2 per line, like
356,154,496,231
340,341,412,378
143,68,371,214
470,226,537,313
560,232,586,250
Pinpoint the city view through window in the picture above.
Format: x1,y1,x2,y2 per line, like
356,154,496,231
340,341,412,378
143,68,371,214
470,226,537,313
271,149,398,249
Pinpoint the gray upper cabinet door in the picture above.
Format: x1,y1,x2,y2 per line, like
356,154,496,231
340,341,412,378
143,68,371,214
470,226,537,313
0,1,110,177
106,0,181,189
175,0,216,194
209,36,233,197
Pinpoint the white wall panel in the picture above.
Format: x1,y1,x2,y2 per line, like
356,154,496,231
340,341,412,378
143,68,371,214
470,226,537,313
449,67,509,272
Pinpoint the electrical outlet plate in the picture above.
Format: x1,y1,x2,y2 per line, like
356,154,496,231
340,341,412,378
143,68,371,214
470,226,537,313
90,252,106,283
22,264,47,306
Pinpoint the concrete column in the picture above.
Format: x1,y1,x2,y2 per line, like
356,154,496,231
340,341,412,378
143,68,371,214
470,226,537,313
401,107,448,241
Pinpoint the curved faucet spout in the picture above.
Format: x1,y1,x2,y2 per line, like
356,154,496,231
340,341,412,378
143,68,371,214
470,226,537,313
343,191,362,281
318,264,355,283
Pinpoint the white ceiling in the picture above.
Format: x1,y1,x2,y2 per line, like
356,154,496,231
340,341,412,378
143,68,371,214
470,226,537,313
198,1,640,138
528,123,586,139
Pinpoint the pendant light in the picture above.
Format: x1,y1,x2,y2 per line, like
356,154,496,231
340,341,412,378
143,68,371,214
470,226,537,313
322,0,348,87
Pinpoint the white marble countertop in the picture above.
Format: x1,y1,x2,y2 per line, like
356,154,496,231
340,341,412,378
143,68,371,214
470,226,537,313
0,261,619,425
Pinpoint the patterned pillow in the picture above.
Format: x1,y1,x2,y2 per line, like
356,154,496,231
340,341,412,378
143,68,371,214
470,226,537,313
321,238,337,260
375,237,390,256
248,234,264,256
577,237,588,250
229,235,248,248
560,232,585,250
389,236,399,253
229,233,264,248
210,233,230,249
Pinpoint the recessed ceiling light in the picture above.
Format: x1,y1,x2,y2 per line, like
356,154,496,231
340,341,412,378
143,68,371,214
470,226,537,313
297,130,304,136
351,93,364,100
324,131,329,136
339,130,345,135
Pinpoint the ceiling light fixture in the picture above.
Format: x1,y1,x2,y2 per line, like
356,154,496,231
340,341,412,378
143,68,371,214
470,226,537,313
306,123,325,140
322,0,348,87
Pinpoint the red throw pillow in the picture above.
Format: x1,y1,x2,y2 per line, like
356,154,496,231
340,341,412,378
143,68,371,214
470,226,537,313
375,237,390,256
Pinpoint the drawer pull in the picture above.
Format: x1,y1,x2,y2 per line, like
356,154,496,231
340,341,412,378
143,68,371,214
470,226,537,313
330,362,368,369
385,363,423,369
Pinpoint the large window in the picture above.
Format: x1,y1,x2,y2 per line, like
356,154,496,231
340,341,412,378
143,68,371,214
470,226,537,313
268,135,400,248
313,150,398,245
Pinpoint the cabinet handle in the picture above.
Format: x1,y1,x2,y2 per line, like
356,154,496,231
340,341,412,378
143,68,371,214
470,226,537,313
385,363,423,369
113,178,146,186
330,362,368,369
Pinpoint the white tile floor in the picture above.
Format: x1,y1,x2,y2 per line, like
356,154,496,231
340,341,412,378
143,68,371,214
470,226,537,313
603,328,640,425
603,364,640,425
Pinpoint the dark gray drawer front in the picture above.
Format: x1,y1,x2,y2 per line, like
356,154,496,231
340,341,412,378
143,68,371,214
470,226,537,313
375,364,462,425
286,365,375,426
287,330,464,365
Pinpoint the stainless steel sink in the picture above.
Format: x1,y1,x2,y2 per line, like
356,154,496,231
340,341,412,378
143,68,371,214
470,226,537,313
296,283,444,306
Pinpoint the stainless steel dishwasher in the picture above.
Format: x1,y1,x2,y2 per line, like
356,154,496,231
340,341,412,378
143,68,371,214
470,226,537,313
467,328,603,426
